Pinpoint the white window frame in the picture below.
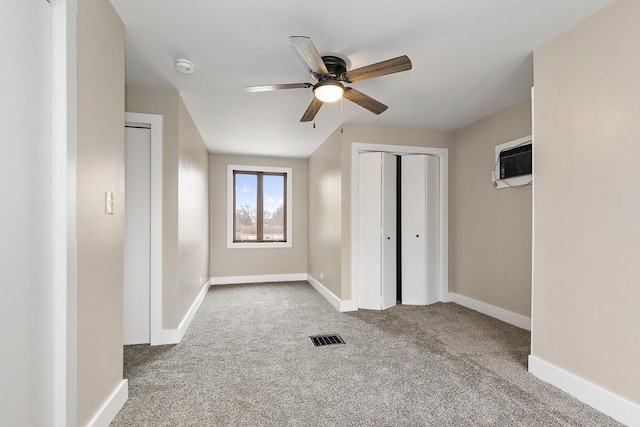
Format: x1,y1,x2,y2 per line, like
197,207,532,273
227,164,293,249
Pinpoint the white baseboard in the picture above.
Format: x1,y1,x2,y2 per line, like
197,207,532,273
210,273,307,285
306,274,356,312
86,379,128,427
448,292,531,330
178,280,211,341
151,280,212,345
151,328,180,346
529,355,640,426
340,299,358,312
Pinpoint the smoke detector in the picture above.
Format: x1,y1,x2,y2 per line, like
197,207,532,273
175,59,194,74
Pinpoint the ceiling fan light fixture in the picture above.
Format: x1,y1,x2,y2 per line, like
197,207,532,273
313,81,344,103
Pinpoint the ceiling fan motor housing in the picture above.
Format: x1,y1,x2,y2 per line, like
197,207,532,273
316,55,347,81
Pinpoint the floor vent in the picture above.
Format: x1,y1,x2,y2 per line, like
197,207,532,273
310,334,345,347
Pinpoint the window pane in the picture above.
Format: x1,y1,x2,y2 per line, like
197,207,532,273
235,173,257,241
262,174,285,241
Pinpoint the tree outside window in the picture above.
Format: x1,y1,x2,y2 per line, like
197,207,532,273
233,171,286,243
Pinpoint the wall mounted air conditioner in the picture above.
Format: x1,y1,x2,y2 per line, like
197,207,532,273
493,135,532,189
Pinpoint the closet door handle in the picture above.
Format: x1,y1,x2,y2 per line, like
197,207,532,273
416,234,419,238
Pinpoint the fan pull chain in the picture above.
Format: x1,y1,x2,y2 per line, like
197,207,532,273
313,97,316,129
340,97,344,133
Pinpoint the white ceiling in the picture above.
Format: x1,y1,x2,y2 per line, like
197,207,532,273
110,0,614,158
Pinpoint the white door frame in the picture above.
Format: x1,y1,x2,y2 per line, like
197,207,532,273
351,143,449,309
125,113,163,345
52,0,77,425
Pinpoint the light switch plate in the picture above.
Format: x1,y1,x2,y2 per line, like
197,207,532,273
105,191,114,215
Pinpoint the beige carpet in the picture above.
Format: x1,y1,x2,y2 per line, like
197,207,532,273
111,281,619,426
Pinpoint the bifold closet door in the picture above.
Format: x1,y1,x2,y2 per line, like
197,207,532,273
401,154,440,305
358,152,397,310
425,154,440,304
401,155,427,305
123,126,151,344
381,153,397,309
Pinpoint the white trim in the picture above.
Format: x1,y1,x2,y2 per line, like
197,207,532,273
177,280,211,341
530,89,536,356
340,300,358,312
306,274,339,311
306,275,358,312
210,273,307,285
52,1,77,426
351,143,449,310
528,356,640,426
150,280,211,345
125,113,163,348
150,329,180,346
86,379,128,427
226,164,293,249
448,292,531,330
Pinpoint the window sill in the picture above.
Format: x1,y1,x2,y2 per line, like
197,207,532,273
227,241,292,249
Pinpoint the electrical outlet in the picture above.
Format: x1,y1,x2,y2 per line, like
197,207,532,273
320,273,324,280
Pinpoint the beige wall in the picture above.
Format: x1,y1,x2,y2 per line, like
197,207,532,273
76,0,125,424
178,97,210,318
451,99,532,316
126,87,210,328
308,127,343,297
344,124,453,149
209,154,308,278
125,87,181,326
341,125,453,300
532,0,640,404
307,124,453,300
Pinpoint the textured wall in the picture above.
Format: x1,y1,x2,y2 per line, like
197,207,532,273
532,0,640,404
451,99,532,316
209,154,308,278
77,0,125,424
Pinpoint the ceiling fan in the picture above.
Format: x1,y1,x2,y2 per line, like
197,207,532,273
245,36,412,122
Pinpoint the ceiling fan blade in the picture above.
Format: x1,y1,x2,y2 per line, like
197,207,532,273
343,87,388,115
344,55,412,83
245,83,312,92
300,98,324,122
289,36,329,75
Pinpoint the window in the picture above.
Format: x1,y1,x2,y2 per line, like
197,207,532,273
228,165,293,248
233,171,286,242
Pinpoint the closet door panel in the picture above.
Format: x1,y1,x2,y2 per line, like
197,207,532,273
401,155,427,305
381,153,397,310
358,152,383,310
426,155,441,304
